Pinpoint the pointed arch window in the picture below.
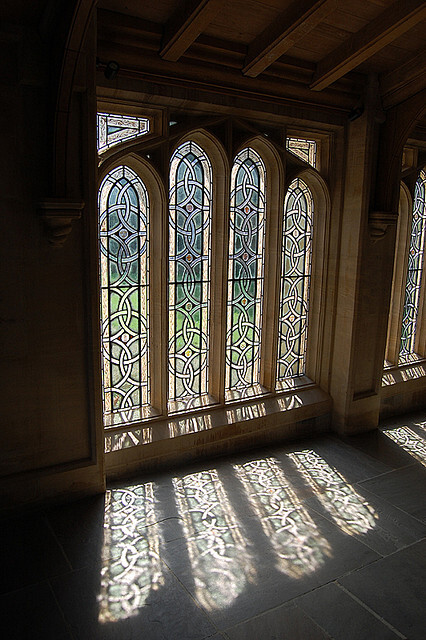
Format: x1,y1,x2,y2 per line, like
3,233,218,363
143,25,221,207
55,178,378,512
399,169,426,362
96,118,331,450
225,148,266,393
168,141,212,402
99,166,149,425
277,178,313,381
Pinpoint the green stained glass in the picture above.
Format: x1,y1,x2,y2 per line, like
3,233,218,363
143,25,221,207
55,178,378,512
226,148,266,391
277,178,313,381
168,141,212,400
99,166,149,424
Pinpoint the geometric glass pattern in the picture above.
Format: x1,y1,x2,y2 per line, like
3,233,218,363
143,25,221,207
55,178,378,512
277,178,313,381
168,142,212,401
225,148,266,391
99,166,149,425
97,113,150,154
399,169,426,362
286,137,317,168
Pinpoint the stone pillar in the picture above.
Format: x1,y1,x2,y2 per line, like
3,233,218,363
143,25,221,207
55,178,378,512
330,86,426,435
330,87,397,434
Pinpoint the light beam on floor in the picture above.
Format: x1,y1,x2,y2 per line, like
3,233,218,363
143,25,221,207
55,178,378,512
172,468,256,611
233,457,332,578
288,449,377,536
98,482,164,623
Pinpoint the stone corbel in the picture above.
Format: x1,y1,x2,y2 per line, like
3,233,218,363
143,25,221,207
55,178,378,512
38,199,84,247
368,211,398,240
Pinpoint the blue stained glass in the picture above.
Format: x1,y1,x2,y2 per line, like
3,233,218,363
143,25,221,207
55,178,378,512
277,178,313,381
226,148,266,391
168,142,212,400
399,169,426,362
99,166,149,424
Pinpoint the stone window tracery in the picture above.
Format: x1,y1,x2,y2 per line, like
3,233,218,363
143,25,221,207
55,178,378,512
97,119,328,430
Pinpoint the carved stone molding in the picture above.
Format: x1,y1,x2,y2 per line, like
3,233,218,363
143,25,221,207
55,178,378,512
38,199,85,247
368,210,398,240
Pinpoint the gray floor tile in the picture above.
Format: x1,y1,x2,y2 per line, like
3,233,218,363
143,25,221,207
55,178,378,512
338,429,419,470
51,564,216,640
280,436,393,484
46,494,106,571
296,582,402,639
359,464,426,522
2,413,425,640
0,581,72,640
306,482,426,556
339,539,426,640
224,601,330,640
160,490,379,629
379,422,426,468
0,514,71,595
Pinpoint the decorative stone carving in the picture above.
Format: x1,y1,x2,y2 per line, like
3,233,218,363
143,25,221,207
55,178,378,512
38,199,84,247
368,210,398,240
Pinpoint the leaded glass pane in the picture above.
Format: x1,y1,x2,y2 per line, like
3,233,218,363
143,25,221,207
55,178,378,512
97,113,150,154
168,141,212,401
277,178,313,381
226,148,266,391
99,166,149,425
399,169,426,362
286,137,317,169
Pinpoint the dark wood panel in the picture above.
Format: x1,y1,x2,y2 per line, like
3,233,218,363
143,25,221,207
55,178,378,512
204,0,281,43
311,0,426,90
243,0,337,77
160,0,227,61
322,10,368,33
100,0,177,23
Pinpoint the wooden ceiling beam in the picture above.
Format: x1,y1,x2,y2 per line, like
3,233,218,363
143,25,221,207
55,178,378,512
160,0,226,62
381,48,426,109
310,0,426,91
242,0,337,78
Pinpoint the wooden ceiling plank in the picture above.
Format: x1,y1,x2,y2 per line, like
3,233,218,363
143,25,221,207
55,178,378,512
381,48,426,108
160,0,226,62
310,0,426,91
242,0,337,78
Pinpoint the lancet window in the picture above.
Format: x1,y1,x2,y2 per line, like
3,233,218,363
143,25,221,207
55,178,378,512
97,118,326,428
399,169,426,362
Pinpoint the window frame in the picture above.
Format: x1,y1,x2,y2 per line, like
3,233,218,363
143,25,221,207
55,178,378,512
97,123,332,455
385,173,426,368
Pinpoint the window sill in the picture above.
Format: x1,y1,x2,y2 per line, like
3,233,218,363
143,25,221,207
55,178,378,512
381,357,426,393
104,381,332,479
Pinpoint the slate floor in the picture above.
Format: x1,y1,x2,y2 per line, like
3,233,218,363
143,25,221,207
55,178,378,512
2,411,426,640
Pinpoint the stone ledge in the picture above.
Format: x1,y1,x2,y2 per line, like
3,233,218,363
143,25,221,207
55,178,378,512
105,385,332,480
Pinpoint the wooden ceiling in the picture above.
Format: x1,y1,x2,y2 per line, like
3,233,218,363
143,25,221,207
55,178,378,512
97,0,426,112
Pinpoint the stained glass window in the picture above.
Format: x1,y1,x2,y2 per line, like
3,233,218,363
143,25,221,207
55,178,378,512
286,137,317,169
168,142,212,401
399,169,426,362
97,113,150,154
99,166,149,425
277,178,313,382
226,148,266,392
